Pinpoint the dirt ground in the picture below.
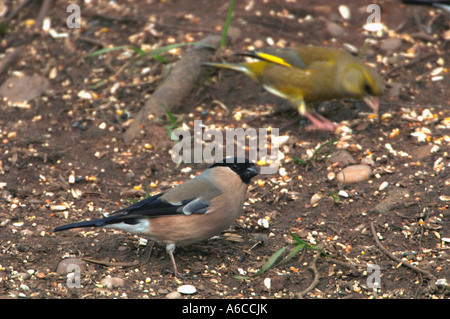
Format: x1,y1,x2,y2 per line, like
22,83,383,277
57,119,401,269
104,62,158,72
0,0,449,300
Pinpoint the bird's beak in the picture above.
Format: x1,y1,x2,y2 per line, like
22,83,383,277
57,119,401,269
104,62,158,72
363,96,379,114
246,165,259,178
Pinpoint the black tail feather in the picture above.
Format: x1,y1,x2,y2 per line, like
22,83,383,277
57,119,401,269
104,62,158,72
53,218,107,232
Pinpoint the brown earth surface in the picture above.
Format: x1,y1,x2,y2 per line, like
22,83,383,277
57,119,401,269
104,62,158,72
0,0,449,300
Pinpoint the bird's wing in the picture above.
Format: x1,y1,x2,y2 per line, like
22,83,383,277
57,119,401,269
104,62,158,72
235,48,308,69
111,176,223,217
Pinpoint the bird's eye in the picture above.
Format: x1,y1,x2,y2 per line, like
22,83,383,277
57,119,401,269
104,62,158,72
364,83,373,95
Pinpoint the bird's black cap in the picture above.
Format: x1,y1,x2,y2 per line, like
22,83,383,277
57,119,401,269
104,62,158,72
210,157,259,184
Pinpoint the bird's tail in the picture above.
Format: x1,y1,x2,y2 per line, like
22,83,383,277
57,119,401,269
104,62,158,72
54,217,108,232
202,62,253,77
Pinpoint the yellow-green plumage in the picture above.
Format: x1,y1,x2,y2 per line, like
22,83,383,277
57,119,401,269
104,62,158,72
203,46,384,131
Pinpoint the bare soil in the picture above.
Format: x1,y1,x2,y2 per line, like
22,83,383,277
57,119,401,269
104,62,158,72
0,0,449,300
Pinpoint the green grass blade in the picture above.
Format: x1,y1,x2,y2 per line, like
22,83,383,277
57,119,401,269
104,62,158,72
221,0,236,48
84,45,130,58
85,42,213,60
162,104,178,129
232,246,287,280
293,156,307,166
275,244,304,267
250,246,287,278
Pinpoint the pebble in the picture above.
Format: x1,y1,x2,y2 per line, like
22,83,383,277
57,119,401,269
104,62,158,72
380,38,402,53
177,284,196,295
15,272,31,280
20,284,30,291
166,291,182,299
326,21,344,37
101,277,124,289
310,193,322,205
56,258,86,274
435,278,448,287
328,149,356,166
336,164,372,184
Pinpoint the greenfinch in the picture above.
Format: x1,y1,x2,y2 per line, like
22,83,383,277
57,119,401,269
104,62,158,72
203,45,384,131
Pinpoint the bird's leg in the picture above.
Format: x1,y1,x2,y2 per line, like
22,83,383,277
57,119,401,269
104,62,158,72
166,243,182,277
296,99,336,132
303,112,337,132
363,96,379,114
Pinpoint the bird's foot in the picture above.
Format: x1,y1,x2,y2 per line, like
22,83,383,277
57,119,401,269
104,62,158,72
304,112,337,132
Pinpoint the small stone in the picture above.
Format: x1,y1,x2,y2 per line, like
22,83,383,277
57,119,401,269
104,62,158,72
166,291,182,299
177,284,196,295
326,21,344,37
20,229,34,237
435,278,448,287
15,272,31,280
310,193,322,205
328,149,356,166
157,288,170,295
101,277,124,289
20,284,30,291
380,38,402,53
336,164,372,184
56,258,86,274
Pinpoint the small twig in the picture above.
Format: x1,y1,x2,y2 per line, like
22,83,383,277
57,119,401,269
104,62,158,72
123,35,221,144
295,252,320,298
370,221,435,281
34,0,53,32
383,52,436,78
82,257,139,268
77,35,107,48
0,45,24,75
2,0,31,23
82,241,155,268
327,258,361,276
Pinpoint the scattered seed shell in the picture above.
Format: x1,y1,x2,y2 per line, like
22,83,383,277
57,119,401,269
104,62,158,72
379,181,389,191
338,190,349,198
257,218,270,229
264,278,271,290
363,22,384,32
50,205,67,211
338,5,351,20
